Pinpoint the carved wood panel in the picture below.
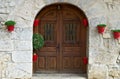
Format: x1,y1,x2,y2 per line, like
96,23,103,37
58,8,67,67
33,4,87,73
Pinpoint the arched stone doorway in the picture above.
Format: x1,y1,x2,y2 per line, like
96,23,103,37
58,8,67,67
33,3,88,74
4,0,111,78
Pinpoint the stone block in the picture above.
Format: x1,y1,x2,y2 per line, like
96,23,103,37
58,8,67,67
86,2,107,18
0,71,1,78
89,16,107,27
95,51,118,64
12,27,32,40
16,63,32,74
103,0,113,3
118,39,120,44
110,21,120,28
116,54,120,63
14,17,33,28
9,1,15,7
0,61,7,72
2,70,6,77
0,61,2,70
79,0,97,10
109,68,120,78
12,51,32,63
14,40,32,51
0,14,7,21
88,64,108,79
0,30,13,40
0,8,7,14
0,53,11,62
0,40,13,51
108,12,120,22
103,33,111,39
6,63,32,78
34,0,45,9
14,0,34,21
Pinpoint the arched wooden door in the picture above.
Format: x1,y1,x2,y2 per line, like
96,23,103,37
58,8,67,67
33,4,87,73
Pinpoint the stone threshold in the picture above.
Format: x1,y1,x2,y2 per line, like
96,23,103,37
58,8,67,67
32,73,87,79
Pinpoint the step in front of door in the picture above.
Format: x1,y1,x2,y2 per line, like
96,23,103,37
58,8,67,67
32,74,87,79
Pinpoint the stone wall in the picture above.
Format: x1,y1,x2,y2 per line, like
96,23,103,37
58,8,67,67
0,0,32,79
0,0,120,79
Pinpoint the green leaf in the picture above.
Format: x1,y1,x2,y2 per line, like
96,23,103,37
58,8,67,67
112,29,120,32
97,24,106,27
33,33,44,50
5,20,16,26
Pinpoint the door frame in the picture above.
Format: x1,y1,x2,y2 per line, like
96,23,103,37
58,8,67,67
33,3,89,74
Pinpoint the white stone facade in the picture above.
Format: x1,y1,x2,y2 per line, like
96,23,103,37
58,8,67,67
0,0,120,79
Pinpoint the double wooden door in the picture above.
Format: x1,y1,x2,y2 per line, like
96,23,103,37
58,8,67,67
34,4,87,73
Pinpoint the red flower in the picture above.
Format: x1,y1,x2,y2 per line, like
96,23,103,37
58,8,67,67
82,57,88,65
33,19,39,27
7,26,14,32
113,32,120,39
33,53,38,62
97,26,106,34
83,18,88,27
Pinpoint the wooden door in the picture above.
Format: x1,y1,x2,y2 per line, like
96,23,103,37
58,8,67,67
33,4,87,73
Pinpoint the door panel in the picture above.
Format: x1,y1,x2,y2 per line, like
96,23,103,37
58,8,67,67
37,20,59,71
47,57,57,70
38,57,46,69
63,57,71,69
34,4,87,73
73,57,81,68
61,20,84,72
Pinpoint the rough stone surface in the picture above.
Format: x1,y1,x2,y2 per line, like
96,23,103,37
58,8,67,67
0,52,11,62
108,65,120,79
6,63,32,78
103,33,111,38
118,39,120,44
32,74,87,79
0,40,13,51
12,27,32,40
0,0,120,79
109,69,120,79
12,51,32,62
88,64,108,79
116,52,120,63
14,40,32,51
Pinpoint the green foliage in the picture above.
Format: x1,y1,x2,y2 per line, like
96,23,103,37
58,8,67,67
97,24,106,27
33,33,44,50
112,29,120,32
5,20,16,26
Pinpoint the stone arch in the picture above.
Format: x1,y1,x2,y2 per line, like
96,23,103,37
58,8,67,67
33,2,89,73
7,0,108,78
8,0,107,29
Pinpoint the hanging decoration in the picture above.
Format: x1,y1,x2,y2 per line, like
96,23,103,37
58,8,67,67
82,57,88,65
83,18,88,27
33,33,44,50
97,24,106,34
33,19,39,27
33,53,38,62
5,20,16,32
7,26,14,32
112,30,120,39
33,33,44,62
